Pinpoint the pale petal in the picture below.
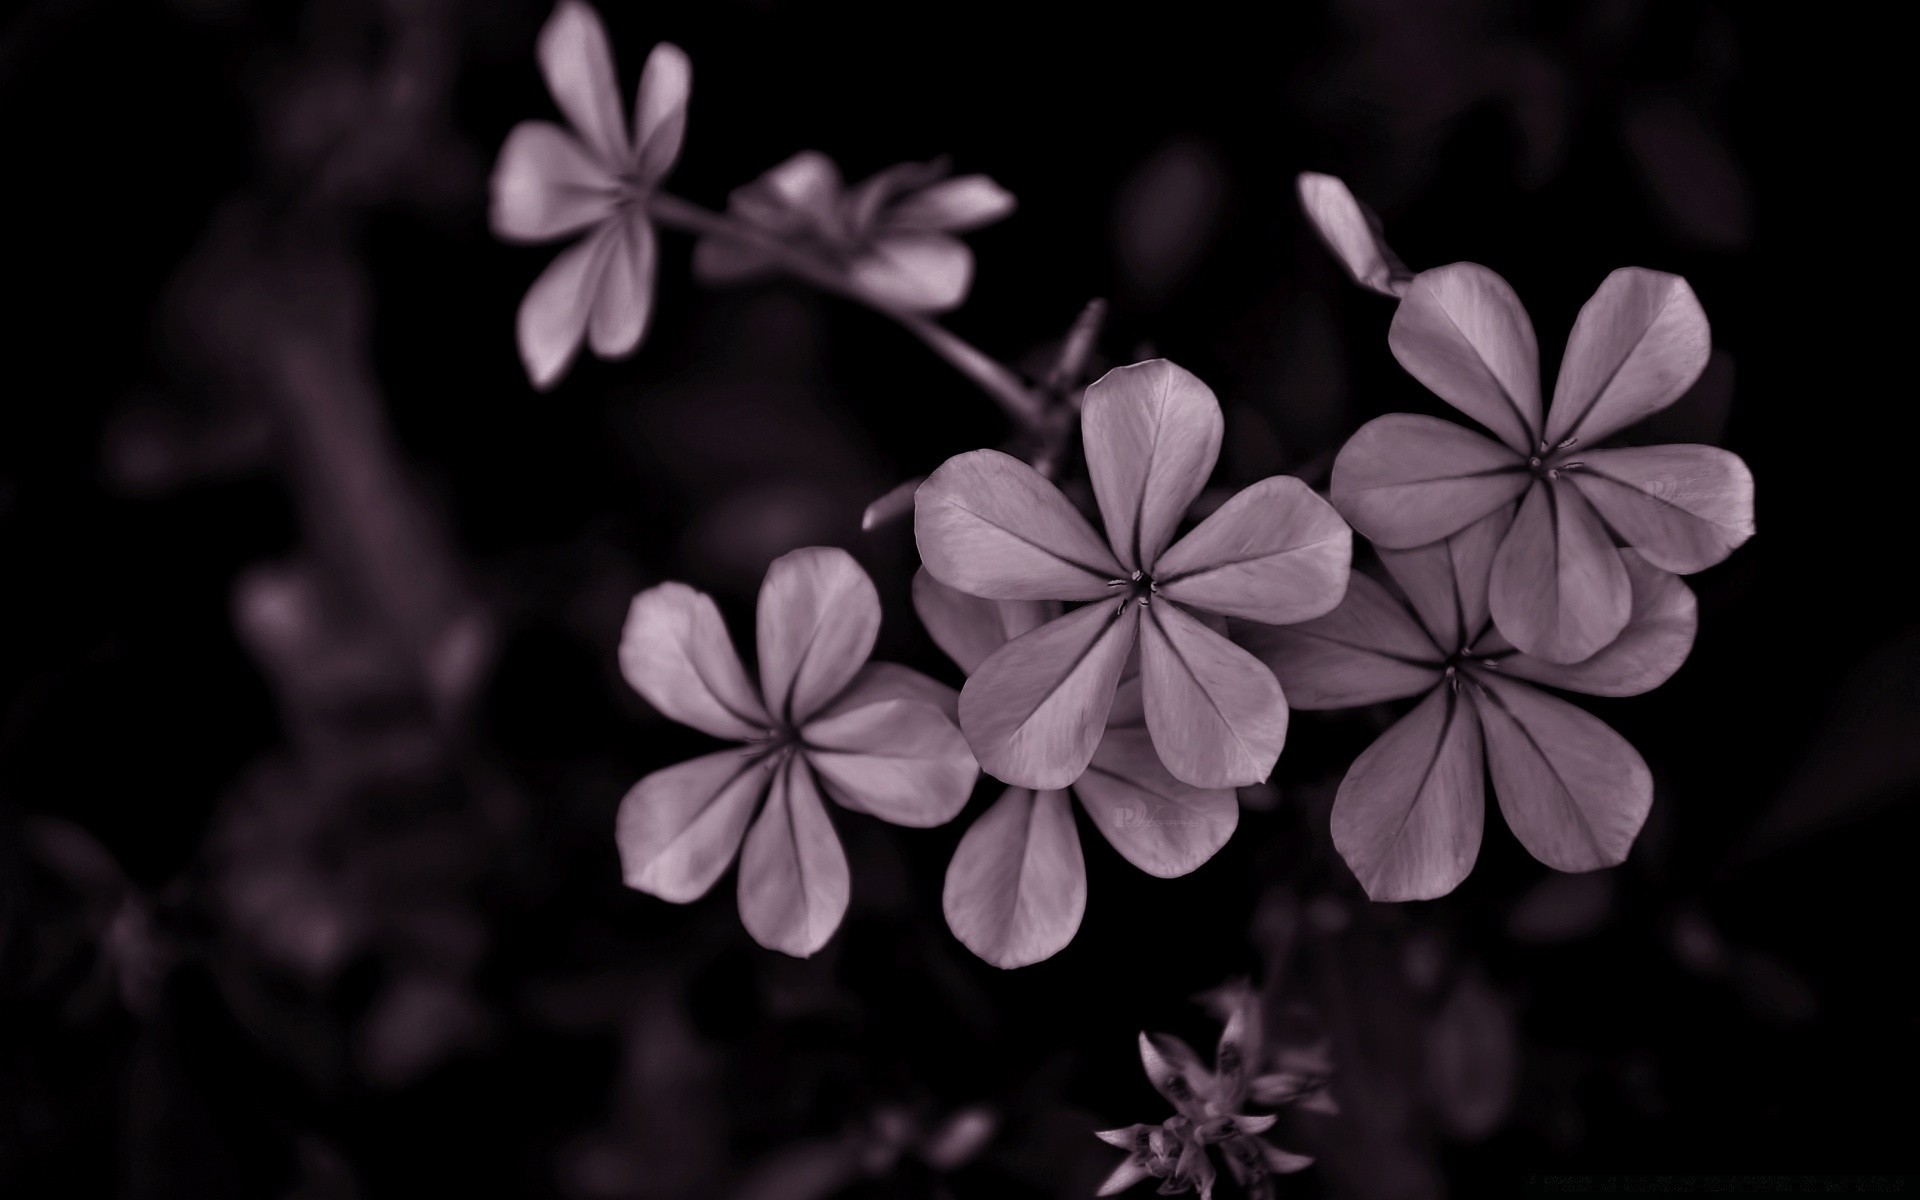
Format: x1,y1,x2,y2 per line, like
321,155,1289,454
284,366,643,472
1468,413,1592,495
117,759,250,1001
631,42,691,184
1296,171,1411,297
1544,268,1711,447
587,214,657,358
1569,445,1754,573
941,788,1085,968
1155,475,1352,625
915,450,1124,601
516,224,614,390
489,121,617,244
1139,1032,1215,1120
1258,1141,1316,1174
537,0,628,165
1081,359,1224,570
1074,728,1237,877
1331,685,1485,901
849,234,973,312
1330,415,1529,549
618,581,768,739
1141,601,1287,788
1469,673,1653,872
1236,572,1442,710
1389,263,1544,453
1096,1156,1153,1197
756,546,879,725
732,150,845,235
736,755,849,957
889,174,1017,232
1489,481,1632,664
1484,551,1696,697
959,603,1140,790
911,567,1057,673
1377,503,1517,653
616,747,767,901
801,698,978,828
817,660,958,722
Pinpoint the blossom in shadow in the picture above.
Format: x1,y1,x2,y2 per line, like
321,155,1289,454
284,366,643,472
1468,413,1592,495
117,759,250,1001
1097,982,1319,1199
615,547,978,956
692,152,1014,312
1331,261,1753,663
1243,507,1698,900
490,1,690,389
915,570,1236,968
915,359,1352,791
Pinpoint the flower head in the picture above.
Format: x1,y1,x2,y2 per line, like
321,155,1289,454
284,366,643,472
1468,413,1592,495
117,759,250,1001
914,359,1352,792
1243,506,1698,900
692,152,1015,312
915,571,1236,968
615,547,978,956
1331,262,1753,663
490,1,691,389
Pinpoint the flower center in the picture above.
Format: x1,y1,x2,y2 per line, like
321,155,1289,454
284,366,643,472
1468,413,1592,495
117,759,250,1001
1107,569,1158,609
1528,436,1586,482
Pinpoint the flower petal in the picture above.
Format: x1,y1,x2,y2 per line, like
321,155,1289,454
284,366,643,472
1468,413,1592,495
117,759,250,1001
1236,572,1442,710
489,121,617,244
516,224,615,390
618,581,769,739
1331,685,1485,901
915,449,1125,601
889,174,1017,233
1096,1155,1153,1197
1377,503,1517,654
1081,359,1224,571
1155,475,1352,625
1568,445,1754,573
1544,268,1710,447
849,233,973,312
1296,171,1411,297
1489,481,1632,664
1484,551,1696,697
911,567,1057,674
1257,1140,1316,1174
631,42,690,184
756,546,880,725
1389,263,1543,453
1142,601,1287,788
959,602,1140,790
1468,673,1652,872
1139,1032,1216,1120
941,788,1085,967
537,0,628,165
1074,728,1237,877
1330,415,1529,549
587,214,658,359
737,755,849,956
818,659,958,721
734,150,846,233
616,747,766,901
802,698,978,828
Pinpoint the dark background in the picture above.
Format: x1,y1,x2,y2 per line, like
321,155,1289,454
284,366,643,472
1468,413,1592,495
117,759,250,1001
2,1,1911,1197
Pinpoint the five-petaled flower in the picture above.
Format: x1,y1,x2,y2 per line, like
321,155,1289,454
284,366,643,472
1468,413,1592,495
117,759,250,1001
915,571,1236,968
1096,982,1321,1200
1331,262,1753,663
915,359,1352,792
692,152,1015,313
615,547,978,956
1242,507,1698,900
490,1,690,390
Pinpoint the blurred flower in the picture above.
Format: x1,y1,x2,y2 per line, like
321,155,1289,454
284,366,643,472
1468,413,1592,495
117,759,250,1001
1296,172,1411,298
1332,262,1754,663
490,1,691,389
1243,508,1698,900
693,152,1014,312
616,547,978,957
915,570,1236,968
915,359,1352,791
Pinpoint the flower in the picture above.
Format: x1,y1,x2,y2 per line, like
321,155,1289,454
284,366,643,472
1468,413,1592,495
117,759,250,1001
490,1,691,390
1295,172,1412,298
692,152,1015,312
914,359,1352,791
1331,262,1753,663
1242,506,1698,900
615,547,978,956
1096,982,1319,1199
915,570,1237,968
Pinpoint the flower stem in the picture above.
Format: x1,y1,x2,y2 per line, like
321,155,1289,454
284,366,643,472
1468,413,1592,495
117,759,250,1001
647,191,1048,429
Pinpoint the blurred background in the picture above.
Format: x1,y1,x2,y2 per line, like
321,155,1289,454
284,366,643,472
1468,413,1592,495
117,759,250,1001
1,0,1911,1196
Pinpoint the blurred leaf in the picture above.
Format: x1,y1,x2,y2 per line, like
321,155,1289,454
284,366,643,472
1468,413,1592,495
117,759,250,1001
1623,94,1752,250
1505,872,1616,944
1421,971,1518,1141
1113,139,1228,305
